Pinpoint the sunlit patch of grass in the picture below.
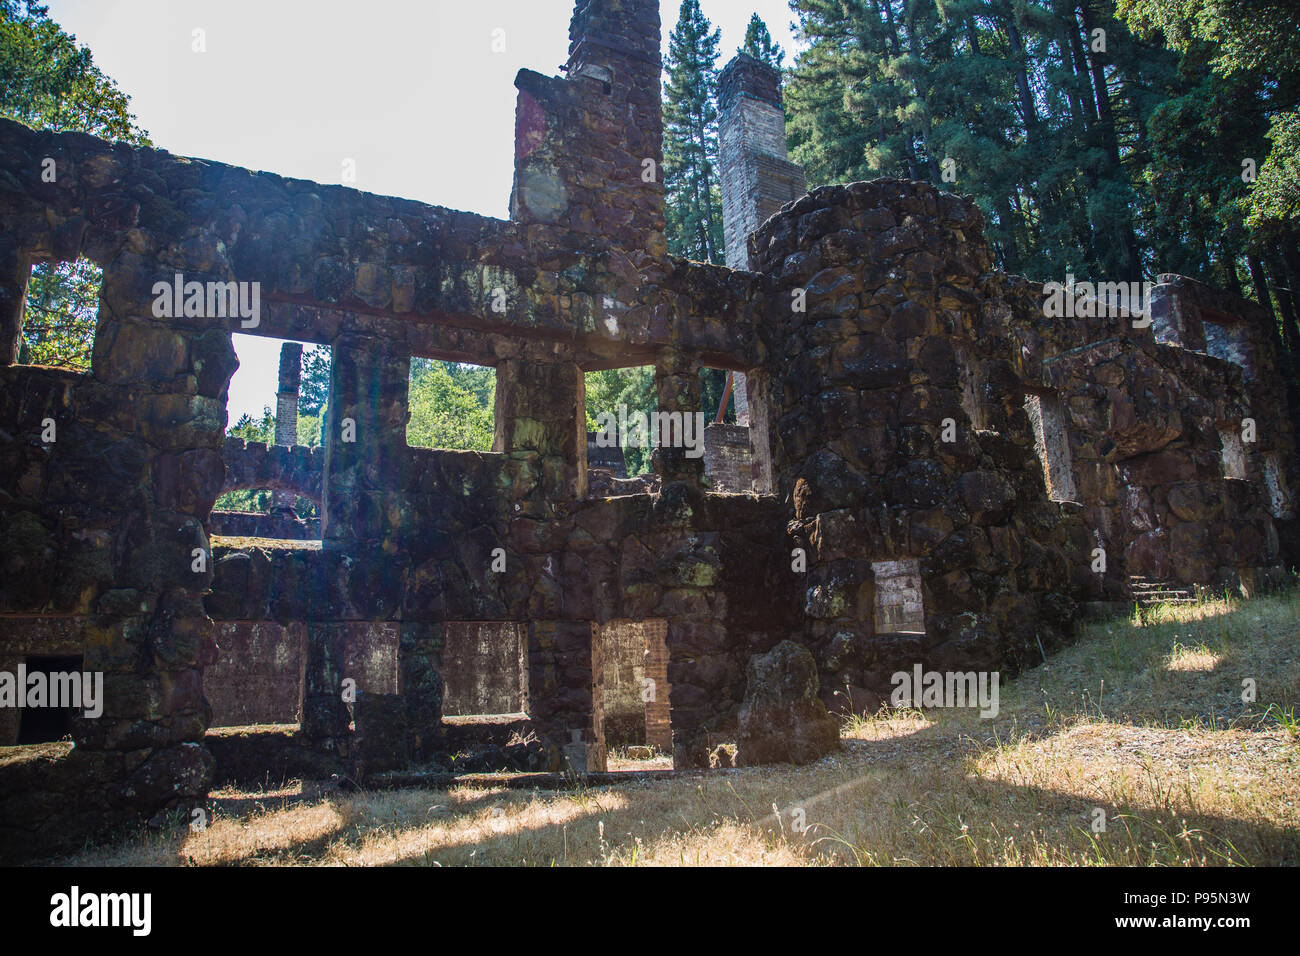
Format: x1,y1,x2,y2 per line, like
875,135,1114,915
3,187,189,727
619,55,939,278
1164,640,1222,673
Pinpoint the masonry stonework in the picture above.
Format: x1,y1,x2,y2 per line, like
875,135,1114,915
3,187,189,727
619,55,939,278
0,0,1294,862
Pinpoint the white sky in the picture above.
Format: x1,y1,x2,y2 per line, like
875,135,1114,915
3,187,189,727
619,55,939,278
43,0,802,423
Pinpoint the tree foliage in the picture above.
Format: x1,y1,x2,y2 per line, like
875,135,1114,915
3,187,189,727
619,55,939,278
405,359,496,452
584,366,658,476
298,345,332,417
664,0,725,264
741,12,786,68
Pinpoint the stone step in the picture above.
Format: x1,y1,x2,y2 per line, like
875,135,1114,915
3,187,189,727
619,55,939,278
1126,577,1197,605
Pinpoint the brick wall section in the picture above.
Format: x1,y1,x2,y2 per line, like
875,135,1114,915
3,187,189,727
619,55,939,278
704,422,753,492
273,342,303,511
642,618,671,751
718,54,807,271
594,618,670,749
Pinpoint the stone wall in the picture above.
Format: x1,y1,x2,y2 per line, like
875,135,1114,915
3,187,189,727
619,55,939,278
1,0,1296,863
209,510,319,540
750,180,1083,710
985,269,1294,601
219,437,322,506
206,621,304,726
442,622,528,716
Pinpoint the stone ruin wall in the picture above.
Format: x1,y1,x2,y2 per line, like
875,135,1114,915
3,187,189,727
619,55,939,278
750,181,1084,708
0,0,1296,862
985,269,1295,602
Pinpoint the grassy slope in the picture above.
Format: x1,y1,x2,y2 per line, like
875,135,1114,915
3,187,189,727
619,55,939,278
53,589,1300,866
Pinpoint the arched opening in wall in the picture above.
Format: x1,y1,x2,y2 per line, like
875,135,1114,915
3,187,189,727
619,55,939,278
872,560,925,635
1025,392,1078,502
14,654,83,744
441,623,528,717
594,619,672,770
584,365,657,493
406,358,496,451
17,258,101,371
1220,427,1248,479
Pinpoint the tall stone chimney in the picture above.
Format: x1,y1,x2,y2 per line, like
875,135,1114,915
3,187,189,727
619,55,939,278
272,341,303,512
510,0,665,258
717,53,805,448
718,53,806,272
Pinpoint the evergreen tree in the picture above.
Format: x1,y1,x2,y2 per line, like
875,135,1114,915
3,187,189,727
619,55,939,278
786,0,1164,282
783,0,1300,436
741,12,785,69
298,345,332,417
663,0,725,264
1117,0,1300,400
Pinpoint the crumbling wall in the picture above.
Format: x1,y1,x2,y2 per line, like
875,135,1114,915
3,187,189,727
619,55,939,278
219,437,322,507
986,269,1292,600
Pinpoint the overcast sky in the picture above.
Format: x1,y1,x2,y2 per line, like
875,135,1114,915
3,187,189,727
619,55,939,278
43,0,804,423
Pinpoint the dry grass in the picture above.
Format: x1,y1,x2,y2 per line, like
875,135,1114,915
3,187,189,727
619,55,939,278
210,535,321,550
52,587,1300,866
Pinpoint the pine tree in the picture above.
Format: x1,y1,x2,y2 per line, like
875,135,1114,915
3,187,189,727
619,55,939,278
298,345,332,417
663,0,725,264
785,0,1167,282
741,12,785,69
